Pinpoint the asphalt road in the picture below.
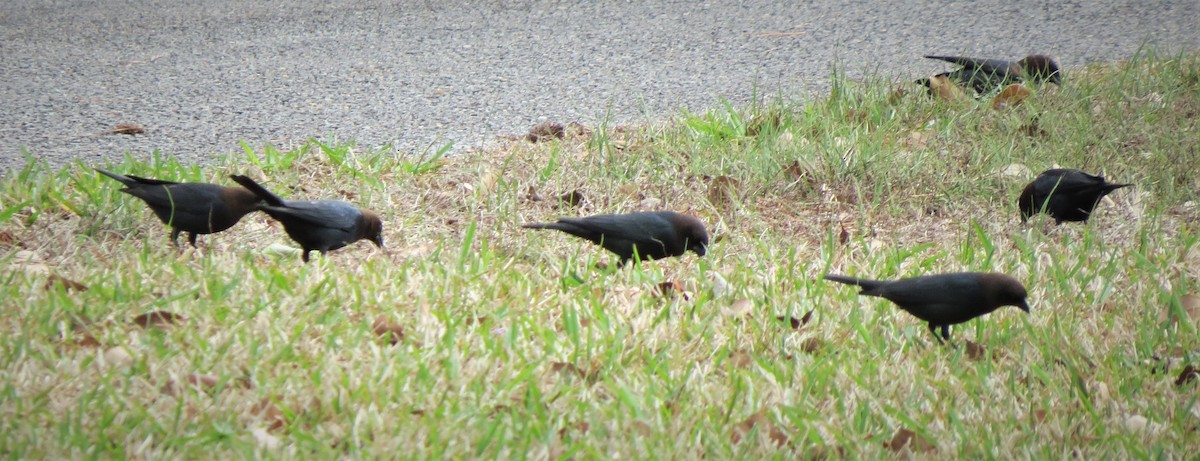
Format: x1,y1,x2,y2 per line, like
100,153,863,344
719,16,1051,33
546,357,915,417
2,0,1198,171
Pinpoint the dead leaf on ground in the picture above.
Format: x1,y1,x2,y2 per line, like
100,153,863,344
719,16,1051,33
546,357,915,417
111,123,145,135
1031,409,1048,424
992,84,1031,110
884,427,935,453
923,75,967,102
1020,119,1048,137
783,160,809,182
162,373,222,396
799,337,824,354
1177,364,1199,387
372,315,405,345
526,121,565,142
1181,294,1200,322
557,189,585,208
729,350,754,369
551,361,588,379
965,340,989,361
707,175,740,211
252,397,289,431
524,185,543,202
45,274,87,292
726,298,753,318
658,280,686,299
558,421,590,438
776,310,813,330
0,230,15,246
887,87,910,105
132,311,186,328
731,409,789,446
73,331,102,348
838,225,851,245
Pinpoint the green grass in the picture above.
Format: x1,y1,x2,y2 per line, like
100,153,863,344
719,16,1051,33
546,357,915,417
2,51,1200,459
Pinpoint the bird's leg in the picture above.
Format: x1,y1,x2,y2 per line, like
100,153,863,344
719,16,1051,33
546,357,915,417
928,323,953,346
188,232,199,248
170,229,182,248
301,250,311,263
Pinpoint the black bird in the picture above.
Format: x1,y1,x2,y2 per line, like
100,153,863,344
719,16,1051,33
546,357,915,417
95,168,261,247
1019,169,1133,224
522,211,708,264
921,54,1062,95
229,175,383,262
824,272,1030,342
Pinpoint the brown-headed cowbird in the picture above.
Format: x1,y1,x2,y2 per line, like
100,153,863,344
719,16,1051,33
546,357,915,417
922,54,1061,95
824,272,1029,342
521,211,708,264
95,168,261,247
229,175,383,262
1018,169,1132,224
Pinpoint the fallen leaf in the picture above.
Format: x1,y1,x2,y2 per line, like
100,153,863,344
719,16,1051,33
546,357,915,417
884,427,935,453
965,340,987,361
992,84,1031,110
838,225,850,245
776,310,813,330
887,87,910,105
252,397,288,431
658,280,687,299
45,274,87,292
551,361,586,379
372,315,405,345
558,421,590,438
250,426,281,450
526,121,565,142
800,337,824,354
1031,409,1048,424
111,123,145,135
101,346,133,369
924,75,966,102
0,230,15,246
131,311,185,328
524,185,543,202
729,350,754,369
731,409,788,446
557,190,585,208
1181,294,1200,323
707,175,740,211
726,298,753,317
74,331,101,348
1177,364,1199,387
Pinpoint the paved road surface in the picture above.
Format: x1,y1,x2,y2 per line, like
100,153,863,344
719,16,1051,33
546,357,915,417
2,0,1198,171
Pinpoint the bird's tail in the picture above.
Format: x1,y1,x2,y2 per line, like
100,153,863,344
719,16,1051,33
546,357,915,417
823,274,888,294
521,222,559,231
229,175,286,207
94,168,136,187
1106,183,1134,192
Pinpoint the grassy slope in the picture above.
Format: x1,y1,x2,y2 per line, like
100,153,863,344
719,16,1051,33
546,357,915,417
1,52,1199,458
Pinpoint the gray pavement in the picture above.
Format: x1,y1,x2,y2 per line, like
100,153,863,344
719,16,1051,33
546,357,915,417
2,0,1198,171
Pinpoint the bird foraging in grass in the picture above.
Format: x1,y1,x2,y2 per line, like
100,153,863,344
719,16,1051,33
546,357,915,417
1018,169,1132,224
522,211,708,265
94,168,261,247
230,175,383,262
918,54,1061,96
823,272,1030,343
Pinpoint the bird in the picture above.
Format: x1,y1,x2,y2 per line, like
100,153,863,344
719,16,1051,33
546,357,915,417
94,168,261,247
823,272,1030,342
1018,169,1133,224
920,54,1062,95
521,211,709,264
229,175,383,262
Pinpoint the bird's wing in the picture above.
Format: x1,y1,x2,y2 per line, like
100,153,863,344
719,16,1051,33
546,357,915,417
557,214,673,248
876,276,980,307
263,201,361,231
925,55,1015,74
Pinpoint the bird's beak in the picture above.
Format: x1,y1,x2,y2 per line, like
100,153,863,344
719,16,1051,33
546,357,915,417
1017,300,1030,313
693,243,707,257
373,235,384,248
